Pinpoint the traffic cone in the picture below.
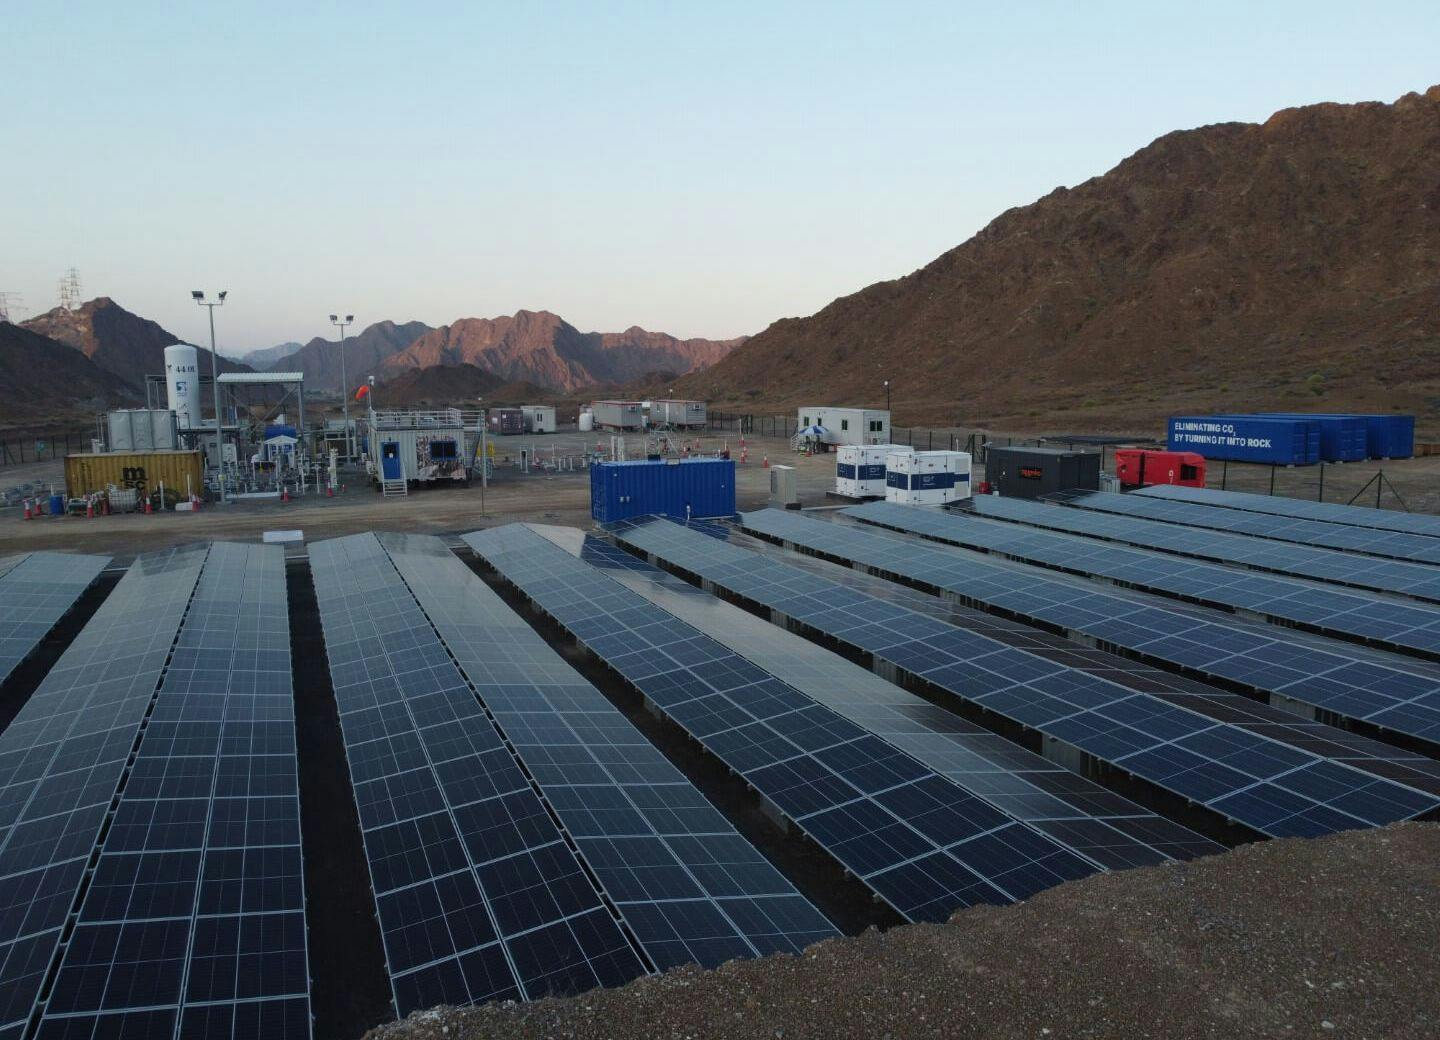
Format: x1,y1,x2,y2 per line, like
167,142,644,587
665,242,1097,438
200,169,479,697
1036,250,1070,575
281,487,289,503
762,455,769,468
86,498,94,519
22,499,31,520
144,496,153,515
326,485,334,498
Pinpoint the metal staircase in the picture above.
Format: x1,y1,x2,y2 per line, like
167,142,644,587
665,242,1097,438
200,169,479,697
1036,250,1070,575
381,477,408,498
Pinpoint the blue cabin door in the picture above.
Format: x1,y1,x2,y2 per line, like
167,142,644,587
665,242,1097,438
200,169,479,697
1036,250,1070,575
381,441,403,481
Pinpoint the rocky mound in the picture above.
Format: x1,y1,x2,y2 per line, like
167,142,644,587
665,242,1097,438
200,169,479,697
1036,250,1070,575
680,87,1440,432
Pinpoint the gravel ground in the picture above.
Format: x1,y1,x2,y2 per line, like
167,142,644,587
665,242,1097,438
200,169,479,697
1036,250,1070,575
369,824,1438,1040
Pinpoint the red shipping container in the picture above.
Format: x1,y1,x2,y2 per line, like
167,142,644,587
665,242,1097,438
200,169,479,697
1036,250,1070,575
1115,449,1206,489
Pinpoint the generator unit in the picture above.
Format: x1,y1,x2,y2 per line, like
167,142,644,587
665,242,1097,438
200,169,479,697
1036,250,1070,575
987,446,1100,500
834,444,912,498
884,450,971,505
1114,449,1206,490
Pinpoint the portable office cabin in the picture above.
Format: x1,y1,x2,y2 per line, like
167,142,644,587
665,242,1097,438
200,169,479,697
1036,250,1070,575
592,400,645,430
796,407,890,446
373,427,470,484
651,399,707,428
1167,416,1320,465
986,446,1100,499
486,409,525,436
521,405,556,434
590,457,736,522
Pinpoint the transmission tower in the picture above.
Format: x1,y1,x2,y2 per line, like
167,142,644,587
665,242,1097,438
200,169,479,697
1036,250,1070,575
0,292,23,323
57,268,82,310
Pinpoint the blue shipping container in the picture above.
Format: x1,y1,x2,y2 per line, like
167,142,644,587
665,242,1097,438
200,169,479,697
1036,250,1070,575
590,458,736,523
1168,416,1320,465
1262,413,1413,459
1237,414,1368,462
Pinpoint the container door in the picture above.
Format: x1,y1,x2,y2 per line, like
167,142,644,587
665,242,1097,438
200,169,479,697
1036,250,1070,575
381,441,403,480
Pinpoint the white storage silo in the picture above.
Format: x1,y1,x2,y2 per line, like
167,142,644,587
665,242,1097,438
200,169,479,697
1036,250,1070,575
164,344,201,430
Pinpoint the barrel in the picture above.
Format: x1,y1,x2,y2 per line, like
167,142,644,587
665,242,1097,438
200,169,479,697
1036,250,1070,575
49,494,65,516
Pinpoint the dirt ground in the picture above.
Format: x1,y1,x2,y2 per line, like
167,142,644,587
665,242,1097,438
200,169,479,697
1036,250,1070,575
3,431,1439,559
368,823,1440,1040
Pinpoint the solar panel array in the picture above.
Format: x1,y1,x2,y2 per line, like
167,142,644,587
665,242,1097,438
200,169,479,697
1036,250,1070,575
1052,490,1440,564
37,542,311,1039
966,494,1440,604
767,507,1440,749
550,528,1222,870
1138,484,1440,539
309,533,648,1017
726,528,1440,799
846,501,1440,661
375,532,839,969
0,545,208,1040
0,552,110,687
468,523,1110,923
617,513,1440,838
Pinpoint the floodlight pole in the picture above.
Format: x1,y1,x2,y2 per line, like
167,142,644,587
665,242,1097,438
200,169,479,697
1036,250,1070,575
193,291,227,483
331,315,354,460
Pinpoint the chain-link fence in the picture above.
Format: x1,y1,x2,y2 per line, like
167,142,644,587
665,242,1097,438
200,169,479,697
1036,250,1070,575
0,429,93,466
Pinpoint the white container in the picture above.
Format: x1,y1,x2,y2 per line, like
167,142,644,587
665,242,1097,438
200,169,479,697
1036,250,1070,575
592,400,644,430
578,409,595,433
885,450,972,505
653,399,707,428
835,444,912,498
769,464,798,508
522,405,556,433
797,406,890,446
164,344,201,431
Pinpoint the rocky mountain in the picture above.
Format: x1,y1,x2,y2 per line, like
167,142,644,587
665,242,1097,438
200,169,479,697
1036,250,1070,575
372,364,554,407
680,86,1440,432
21,297,248,391
382,309,745,392
0,321,137,426
240,340,303,369
278,320,433,392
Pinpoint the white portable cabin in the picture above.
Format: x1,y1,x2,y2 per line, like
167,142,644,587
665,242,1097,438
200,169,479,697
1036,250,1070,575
885,450,972,505
521,405,556,434
797,407,890,446
652,399,707,428
369,409,474,485
592,400,645,430
834,444,912,499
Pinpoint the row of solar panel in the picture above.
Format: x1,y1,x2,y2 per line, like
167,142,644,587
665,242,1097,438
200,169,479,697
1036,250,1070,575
628,511,1440,835
1052,490,1440,564
965,494,1440,605
846,500,1440,662
757,507,1440,750
1137,484,1440,540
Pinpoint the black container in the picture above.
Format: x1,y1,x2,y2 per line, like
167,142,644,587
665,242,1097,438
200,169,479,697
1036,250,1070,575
985,445,1101,500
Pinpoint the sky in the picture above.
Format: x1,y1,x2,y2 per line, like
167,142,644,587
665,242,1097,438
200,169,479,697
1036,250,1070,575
3,1,1438,354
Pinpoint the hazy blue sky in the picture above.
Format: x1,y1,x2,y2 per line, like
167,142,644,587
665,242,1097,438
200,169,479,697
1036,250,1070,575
3,1,1437,352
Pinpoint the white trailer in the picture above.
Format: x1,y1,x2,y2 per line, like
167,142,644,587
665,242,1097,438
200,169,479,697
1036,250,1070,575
834,444,912,498
652,399,707,428
521,405,556,433
797,407,890,446
593,400,644,430
885,450,972,505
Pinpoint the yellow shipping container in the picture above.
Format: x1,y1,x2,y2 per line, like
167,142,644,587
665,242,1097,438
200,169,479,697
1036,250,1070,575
64,451,205,499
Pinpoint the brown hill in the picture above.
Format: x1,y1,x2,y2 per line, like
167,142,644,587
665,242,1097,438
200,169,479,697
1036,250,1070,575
21,297,248,390
280,320,433,392
372,364,555,407
0,322,137,428
680,87,1440,433
384,309,744,392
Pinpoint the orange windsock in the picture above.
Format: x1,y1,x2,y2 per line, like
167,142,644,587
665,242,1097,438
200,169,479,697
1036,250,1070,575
355,384,371,401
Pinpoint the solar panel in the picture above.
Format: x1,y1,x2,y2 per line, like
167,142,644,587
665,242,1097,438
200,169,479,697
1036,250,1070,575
0,556,27,582
468,523,1112,923
1137,484,1440,539
539,526,1221,870
36,542,311,1039
614,514,1440,838
0,552,110,689
0,545,208,1040
724,528,1440,800
963,495,1440,604
846,500,1440,661
374,532,838,969
792,507,1440,749
1052,490,1440,564
309,534,647,1017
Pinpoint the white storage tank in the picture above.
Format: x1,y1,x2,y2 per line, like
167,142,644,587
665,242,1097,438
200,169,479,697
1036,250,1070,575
522,405,556,434
164,344,201,431
835,444,912,499
885,450,972,505
107,409,179,452
578,408,595,433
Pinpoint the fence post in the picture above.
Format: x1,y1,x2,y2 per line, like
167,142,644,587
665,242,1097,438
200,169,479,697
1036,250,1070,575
928,430,933,450
1269,465,1276,495
1318,463,1324,502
